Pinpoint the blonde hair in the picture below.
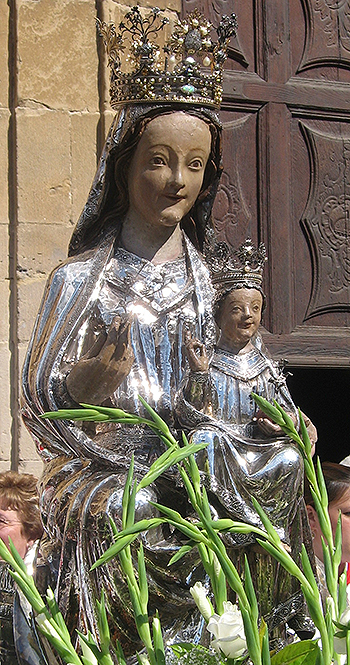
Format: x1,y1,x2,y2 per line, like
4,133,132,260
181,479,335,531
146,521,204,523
0,471,43,541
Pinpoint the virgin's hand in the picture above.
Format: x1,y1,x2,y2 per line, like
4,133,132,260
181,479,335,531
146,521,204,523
66,315,134,404
184,332,209,372
256,417,284,436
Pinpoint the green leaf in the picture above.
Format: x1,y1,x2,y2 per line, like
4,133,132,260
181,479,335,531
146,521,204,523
167,543,195,566
274,403,297,434
261,619,271,665
137,544,148,612
115,640,127,665
138,395,173,439
270,640,320,665
45,588,72,644
244,555,259,624
96,590,111,654
298,409,310,454
170,642,219,665
251,498,280,546
90,533,139,569
41,409,109,422
80,404,131,419
316,457,328,507
137,441,208,491
251,393,285,426
152,612,165,665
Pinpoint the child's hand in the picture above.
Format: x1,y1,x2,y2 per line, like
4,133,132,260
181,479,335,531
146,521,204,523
184,332,209,373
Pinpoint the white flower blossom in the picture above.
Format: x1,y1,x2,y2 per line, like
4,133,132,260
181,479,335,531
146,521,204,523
334,606,350,655
207,601,247,659
189,582,213,622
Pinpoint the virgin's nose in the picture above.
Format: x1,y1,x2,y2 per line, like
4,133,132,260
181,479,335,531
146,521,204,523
169,164,185,189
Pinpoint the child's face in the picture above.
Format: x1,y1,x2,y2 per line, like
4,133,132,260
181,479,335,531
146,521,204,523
217,288,263,350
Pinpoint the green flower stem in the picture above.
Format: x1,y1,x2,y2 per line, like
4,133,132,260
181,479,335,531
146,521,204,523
42,398,338,664
0,538,91,665
252,394,338,663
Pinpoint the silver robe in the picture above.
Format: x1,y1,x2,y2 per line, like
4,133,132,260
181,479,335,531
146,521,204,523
21,232,216,660
176,345,311,634
178,346,303,544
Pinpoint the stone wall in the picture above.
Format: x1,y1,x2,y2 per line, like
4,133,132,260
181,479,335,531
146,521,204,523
1,0,180,476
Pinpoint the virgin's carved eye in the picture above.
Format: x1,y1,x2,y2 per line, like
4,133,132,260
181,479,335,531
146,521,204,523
151,155,166,166
189,158,204,169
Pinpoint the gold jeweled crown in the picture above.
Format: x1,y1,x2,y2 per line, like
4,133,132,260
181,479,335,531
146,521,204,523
97,6,237,109
207,239,267,296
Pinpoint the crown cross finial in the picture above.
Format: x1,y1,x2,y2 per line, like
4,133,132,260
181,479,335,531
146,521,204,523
97,7,237,108
208,239,268,297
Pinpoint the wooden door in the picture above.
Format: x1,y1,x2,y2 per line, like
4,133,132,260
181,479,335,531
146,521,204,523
183,0,350,367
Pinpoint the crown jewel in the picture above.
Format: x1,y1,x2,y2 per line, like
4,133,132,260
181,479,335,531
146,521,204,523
97,7,237,108
207,239,267,295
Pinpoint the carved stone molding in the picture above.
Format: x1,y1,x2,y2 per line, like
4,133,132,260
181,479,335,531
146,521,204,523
298,0,350,71
300,121,350,318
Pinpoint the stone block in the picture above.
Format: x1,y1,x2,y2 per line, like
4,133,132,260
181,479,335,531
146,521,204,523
0,1,9,109
0,342,11,464
71,112,99,222
0,109,9,223
18,341,29,396
0,224,9,280
18,423,42,467
0,281,9,342
18,222,71,277
18,0,98,112
18,459,43,477
18,344,43,474
17,108,71,224
17,276,47,344
105,0,180,16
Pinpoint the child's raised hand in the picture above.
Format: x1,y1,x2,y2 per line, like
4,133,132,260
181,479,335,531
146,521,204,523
184,331,209,373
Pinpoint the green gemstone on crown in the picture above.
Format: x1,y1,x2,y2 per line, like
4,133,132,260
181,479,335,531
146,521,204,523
181,84,196,95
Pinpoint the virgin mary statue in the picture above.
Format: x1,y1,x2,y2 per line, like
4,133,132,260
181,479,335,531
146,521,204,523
18,8,237,664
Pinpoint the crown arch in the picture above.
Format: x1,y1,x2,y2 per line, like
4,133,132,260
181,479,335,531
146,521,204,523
182,0,350,369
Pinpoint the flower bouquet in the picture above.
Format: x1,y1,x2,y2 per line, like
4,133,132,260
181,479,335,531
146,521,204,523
2,396,350,665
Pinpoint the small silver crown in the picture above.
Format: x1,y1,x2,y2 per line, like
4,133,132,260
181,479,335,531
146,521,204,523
97,7,237,109
208,239,267,294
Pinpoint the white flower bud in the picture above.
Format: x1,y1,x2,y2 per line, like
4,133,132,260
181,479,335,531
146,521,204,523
189,582,213,622
207,601,247,659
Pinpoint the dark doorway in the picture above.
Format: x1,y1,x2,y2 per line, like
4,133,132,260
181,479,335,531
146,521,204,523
286,368,350,463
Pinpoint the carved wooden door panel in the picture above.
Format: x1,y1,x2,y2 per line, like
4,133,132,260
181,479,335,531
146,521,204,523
183,0,350,367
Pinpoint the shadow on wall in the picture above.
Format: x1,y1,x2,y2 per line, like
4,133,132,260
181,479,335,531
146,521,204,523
287,368,350,463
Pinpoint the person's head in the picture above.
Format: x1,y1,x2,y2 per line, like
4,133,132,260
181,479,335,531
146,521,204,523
126,112,212,233
0,471,43,559
305,462,350,570
68,104,222,256
215,286,264,352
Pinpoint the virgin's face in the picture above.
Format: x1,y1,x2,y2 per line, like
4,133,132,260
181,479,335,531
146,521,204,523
127,112,211,231
217,288,263,351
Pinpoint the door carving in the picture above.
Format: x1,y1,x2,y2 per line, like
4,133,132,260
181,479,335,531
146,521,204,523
182,0,350,365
